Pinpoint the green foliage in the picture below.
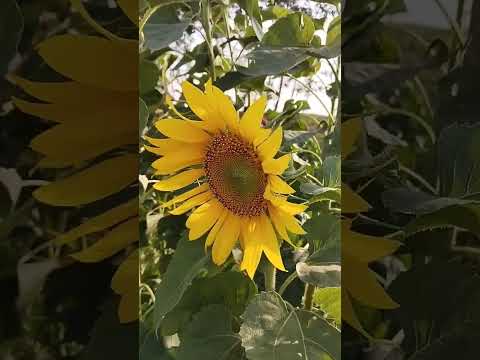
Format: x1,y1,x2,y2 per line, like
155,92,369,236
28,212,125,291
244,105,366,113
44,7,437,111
314,287,341,326
342,0,480,357
177,305,244,360
153,235,210,328
239,292,340,360
161,271,257,336
0,0,23,75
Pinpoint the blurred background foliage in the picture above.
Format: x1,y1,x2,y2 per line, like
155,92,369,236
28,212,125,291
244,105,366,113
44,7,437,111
1,1,137,359
342,0,480,359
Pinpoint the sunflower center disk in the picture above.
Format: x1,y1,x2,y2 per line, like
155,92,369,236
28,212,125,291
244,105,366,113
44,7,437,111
204,132,267,217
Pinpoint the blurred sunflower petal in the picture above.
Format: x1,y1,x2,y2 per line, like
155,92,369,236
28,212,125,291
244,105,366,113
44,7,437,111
38,35,137,91
72,218,138,262
34,154,137,206
54,198,137,246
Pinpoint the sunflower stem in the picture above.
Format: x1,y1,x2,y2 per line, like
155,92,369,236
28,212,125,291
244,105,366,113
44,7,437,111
303,284,315,311
201,0,216,81
264,263,277,292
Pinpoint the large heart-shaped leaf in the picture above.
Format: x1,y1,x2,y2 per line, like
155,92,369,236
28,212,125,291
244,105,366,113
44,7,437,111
239,292,340,360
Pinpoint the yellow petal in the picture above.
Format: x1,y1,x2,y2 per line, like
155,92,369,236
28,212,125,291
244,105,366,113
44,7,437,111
271,204,306,235
212,212,241,265
205,208,228,250
342,291,370,338
8,75,120,104
144,145,164,156
153,169,204,191
117,290,139,323
151,145,205,175
186,199,223,240
169,191,213,215
260,215,286,271
54,198,137,246
268,175,295,194
34,154,137,206
342,117,362,160
283,213,306,235
342,183,370,213
182,81,215,122
240,218,263,279
268,196,308,216
186,198,221,227
111,249,139,323
342,220,401,262
344,254,399,309
143,137,187,155
268,204,290,242
253,128,272,147
11,96,136,125
257,127,283,160
38,35,136,91
117,0,138,25
112,250,138,293
162,183,209,208
155,118,211,143
240,96,267,143
72,217,138,262
262,154,291,175
210,85,239,132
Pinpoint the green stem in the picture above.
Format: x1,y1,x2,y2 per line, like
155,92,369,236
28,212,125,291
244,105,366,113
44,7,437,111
278,271,298,295
201,0,216,81
303,284,315,310
264,263,277,292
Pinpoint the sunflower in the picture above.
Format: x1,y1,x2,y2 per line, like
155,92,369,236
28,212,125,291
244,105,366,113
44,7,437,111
147,80,308,278
9,0,138,322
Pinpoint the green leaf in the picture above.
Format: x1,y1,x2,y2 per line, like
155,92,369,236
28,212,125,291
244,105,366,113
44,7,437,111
80,299,138,360
140,323,175,360
262,6,291,20
304,214,340,263
139,97,149,138
0,0,23,75
154,235,210,329
404,204,480,237
176,305,244,360
161,271,257,335
322,156,341,187
140,60,159,95
283,130,319,147
236,0,264,40
143,6,189,51
313,287,341,326
240,47,309,76
239,292,340,360
326,16,340,47
301,183,338,196
262,12,315,46
382,187,477,215
438,123,480,197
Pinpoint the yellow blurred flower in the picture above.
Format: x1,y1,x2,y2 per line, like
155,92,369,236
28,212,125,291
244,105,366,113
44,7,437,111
148,80,308,278
9,0,138,323
341,118,401,337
